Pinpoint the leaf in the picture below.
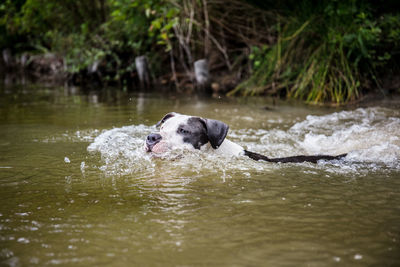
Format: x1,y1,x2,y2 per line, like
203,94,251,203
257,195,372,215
160,32,168,40
343,33,356,44
166,8,177,19
357,34,368,57
152,19,161,30
145,8,151,18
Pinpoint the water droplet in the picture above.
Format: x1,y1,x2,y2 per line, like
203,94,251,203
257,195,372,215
17,237,30,244
80,161,86,173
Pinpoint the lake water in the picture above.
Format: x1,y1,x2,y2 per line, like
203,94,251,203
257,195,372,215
1,84,399,266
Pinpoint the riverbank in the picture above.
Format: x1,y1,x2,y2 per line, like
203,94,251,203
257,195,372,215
1,0,399,104
1,50,399,107
1,73,399,113
0,50,244,93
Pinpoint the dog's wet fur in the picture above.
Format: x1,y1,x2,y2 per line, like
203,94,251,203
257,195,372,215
147,112,347,163
243,150,346,163
180,117,209,149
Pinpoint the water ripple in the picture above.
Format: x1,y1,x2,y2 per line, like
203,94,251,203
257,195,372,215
85,107,400,177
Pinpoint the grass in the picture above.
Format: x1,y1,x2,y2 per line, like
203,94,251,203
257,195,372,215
228,9,366,105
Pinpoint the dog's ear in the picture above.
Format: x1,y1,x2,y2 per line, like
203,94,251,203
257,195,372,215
156,112,177,127
201,118,229,149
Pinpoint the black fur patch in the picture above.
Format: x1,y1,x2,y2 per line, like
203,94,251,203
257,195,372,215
178,117,209,149
244,150,347,163
156,112,176,127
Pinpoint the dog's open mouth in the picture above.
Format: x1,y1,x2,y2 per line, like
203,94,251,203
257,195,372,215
146,133,167,153
146,141,169,154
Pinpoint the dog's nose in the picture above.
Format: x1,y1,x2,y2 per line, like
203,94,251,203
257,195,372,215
147,133,162,143
146,133,162,152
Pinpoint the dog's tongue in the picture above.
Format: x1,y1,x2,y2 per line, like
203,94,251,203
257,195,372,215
151,142,169,154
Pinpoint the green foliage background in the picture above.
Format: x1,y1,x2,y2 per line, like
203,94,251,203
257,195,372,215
1,0,399,104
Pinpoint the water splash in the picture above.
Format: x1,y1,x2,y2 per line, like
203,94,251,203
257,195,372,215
86,107,400,177
87,125,155,176
292,107,400,168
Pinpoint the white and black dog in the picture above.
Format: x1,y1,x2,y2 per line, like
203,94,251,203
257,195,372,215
145,112,347,163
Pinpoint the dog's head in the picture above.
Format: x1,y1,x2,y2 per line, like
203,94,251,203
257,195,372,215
145,112,229,154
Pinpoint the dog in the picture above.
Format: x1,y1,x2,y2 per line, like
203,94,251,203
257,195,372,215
145,112,347,163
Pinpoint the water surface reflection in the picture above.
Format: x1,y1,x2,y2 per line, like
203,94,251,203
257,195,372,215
0,84,399,266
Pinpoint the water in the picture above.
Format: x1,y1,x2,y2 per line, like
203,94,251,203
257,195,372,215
1,84,399,266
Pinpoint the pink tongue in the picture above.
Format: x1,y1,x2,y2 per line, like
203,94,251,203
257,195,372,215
152,142,168,154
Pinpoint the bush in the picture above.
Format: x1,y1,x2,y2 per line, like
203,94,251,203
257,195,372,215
1,0,399,104
0,0,178,82
231,0,400,104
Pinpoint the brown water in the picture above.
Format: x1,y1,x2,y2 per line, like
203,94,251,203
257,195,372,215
1,84,400,266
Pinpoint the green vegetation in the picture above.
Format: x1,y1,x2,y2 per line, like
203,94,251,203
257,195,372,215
231,1,400,104
1,0,399,104
0,0,177,82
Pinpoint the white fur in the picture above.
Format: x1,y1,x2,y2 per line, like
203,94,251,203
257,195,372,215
149,113,244,156
159,114,190,149
214,139,244,156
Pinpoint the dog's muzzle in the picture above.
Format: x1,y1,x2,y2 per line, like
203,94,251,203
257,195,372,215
146,133,162,152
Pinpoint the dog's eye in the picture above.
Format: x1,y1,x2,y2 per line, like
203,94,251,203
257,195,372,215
179,128,189,134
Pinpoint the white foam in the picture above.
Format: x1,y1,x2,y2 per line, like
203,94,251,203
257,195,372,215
85,107,400,177
290,107,400,167
87,125,155,176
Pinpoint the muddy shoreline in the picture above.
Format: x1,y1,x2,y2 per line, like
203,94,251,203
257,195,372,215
1,51,399,105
